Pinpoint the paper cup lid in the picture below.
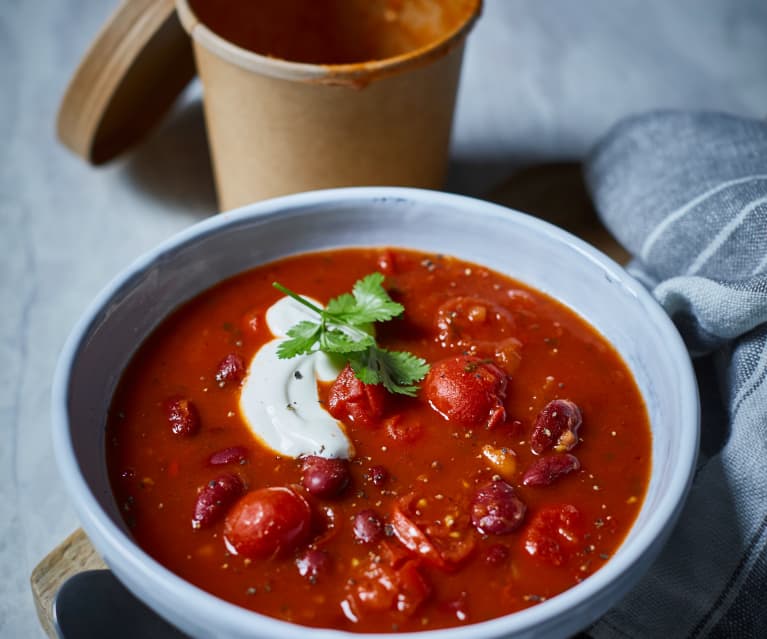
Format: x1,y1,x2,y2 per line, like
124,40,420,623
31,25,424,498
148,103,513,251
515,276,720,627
57,0,195,164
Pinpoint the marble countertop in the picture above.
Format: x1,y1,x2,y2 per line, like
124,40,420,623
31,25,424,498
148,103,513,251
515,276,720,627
2,0,766,636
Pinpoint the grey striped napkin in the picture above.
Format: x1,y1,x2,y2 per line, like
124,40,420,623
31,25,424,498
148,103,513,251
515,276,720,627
584,111,767,638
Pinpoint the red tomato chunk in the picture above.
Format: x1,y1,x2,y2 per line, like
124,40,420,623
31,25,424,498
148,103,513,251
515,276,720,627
423,355,508,429
328,364,385,427
344,558,431,622
391,495,476,571
435,296,516,348
524,504,584,566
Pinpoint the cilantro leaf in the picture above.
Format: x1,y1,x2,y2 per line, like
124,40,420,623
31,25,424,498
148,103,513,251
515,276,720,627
348,273,404,324
272,273,430,396
319,327,374,353
323,274,401,326
378,349,431,394
348,350,381,385
277,320,321,358
324,292,358,318
347,347,429,397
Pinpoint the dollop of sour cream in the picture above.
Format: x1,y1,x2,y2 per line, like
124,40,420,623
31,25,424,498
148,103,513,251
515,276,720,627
238,296,353,459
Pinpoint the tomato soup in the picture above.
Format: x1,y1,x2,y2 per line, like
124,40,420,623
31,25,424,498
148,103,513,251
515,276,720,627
188,0,480,65
107,248,651,633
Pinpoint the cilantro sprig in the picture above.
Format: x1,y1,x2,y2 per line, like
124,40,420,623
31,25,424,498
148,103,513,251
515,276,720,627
272,273,429,396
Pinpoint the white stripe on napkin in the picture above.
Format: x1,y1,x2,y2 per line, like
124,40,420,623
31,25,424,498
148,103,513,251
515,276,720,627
686,195,767,275
732,340,767,419
640,175,767,263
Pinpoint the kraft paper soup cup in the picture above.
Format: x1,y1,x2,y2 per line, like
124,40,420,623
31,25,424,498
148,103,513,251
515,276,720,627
175,0,482,210
53,187,699,638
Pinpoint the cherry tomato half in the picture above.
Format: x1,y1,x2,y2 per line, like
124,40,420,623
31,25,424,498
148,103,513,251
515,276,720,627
424,355,508,429
224,486,312,559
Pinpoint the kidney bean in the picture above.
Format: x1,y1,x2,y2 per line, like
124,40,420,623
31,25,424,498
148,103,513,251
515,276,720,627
301,455,350,498
328,364,385,427
208,446,249,466
353,509,384,544
531,399,582,454
224,486,312,559
215,353,246,387
296,548,331,580
424,355,508,429
366,465,389,487
192,473,244,529
167,398,200,437
522,454,581,487
470,480,526,535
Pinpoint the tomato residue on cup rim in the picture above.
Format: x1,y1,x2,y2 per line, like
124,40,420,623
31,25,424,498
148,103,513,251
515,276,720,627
177,0,483,87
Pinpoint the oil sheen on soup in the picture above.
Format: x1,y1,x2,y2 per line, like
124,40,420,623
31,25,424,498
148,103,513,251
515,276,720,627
107,248,651,633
